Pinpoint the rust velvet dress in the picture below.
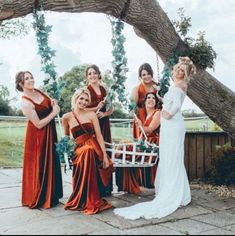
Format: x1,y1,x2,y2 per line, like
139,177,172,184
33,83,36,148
21,90,63,209
87,84,113,195
116,83,159,193
64,114,113,215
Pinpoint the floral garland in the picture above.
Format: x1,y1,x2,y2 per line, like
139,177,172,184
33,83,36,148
158,50,179,97
32,6,64,101
108,18,129,107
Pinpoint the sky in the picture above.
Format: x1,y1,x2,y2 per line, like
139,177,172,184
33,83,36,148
0,0,235,112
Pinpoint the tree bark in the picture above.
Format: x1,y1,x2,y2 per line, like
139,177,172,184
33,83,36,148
0,0,235,137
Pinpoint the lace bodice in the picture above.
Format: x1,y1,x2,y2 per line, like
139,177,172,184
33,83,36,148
163,86,186,116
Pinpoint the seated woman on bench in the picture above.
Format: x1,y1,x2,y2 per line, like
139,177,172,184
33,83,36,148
115,92,161,193
62,89,114,215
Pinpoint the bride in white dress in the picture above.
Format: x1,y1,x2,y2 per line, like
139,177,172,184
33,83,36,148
114,57,196,220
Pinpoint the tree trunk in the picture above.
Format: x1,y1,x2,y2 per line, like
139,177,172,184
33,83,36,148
1,0,235,137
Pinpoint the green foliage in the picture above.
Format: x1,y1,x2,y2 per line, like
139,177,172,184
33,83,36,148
138,140,159,153
0,85,13,115
0,18,29,39
32,8,64,100
173,8,217,70
173,8,192,38
206,143,235,186
55,136,76,163
189,32,217,70
158,50,179,97
109,18,128,107
111,102,129,119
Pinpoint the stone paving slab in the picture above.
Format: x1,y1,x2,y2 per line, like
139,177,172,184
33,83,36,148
160,219,216,235
0,168,235,235
197,228,235,235
192,211,235,227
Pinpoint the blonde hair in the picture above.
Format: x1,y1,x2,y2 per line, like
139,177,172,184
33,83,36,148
71,88,91,109
172,56,196,82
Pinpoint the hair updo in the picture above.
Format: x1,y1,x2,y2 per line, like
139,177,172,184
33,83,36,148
15,71,33,92
172,57,196,82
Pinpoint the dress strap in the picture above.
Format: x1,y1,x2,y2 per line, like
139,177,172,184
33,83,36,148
72,111,88,134
21,96,36,105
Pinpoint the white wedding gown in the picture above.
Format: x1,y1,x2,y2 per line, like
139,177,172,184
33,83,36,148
114,85,191,220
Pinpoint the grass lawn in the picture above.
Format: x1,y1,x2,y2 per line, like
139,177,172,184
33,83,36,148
0,118,219,168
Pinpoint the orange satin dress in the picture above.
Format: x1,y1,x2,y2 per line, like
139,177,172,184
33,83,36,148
140,110,160,188
115,110,160,193
87,84,113,195
64,115,113,215
21,90,63,209
115,83,158,193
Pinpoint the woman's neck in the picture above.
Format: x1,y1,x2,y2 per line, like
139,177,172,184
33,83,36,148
146,107,155,116
23,88,36,96
89,82,100,88
174,78,185,84
73,108,84,114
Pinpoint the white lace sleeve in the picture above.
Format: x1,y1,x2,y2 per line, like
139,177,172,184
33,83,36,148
165,88,183,116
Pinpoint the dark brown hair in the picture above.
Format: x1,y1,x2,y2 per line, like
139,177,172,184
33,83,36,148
143,92,159,109
85,64,102,80
138,63,154,78
15,71,33,92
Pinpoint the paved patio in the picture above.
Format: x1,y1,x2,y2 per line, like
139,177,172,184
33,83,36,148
0,168,235,235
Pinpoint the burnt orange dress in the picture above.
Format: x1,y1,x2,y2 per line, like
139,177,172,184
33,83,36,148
64,113,113,215
87,84,113,195
140,110,160,188
21,90,63,209
115,83,159,193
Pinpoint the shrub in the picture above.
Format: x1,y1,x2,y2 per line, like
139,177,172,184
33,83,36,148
206,143,235,186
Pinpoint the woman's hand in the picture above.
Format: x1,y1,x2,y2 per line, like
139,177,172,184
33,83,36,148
97,111,106,119
96,100,105,110
51,100,60,116
135,117,142,127
103,154,110,169
162,110,172,120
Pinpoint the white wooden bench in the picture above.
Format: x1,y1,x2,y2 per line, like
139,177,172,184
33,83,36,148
104,141,159,168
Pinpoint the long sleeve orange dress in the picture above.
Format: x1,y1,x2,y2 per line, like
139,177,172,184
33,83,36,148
21,89,63,209
64,112,113,215
87,84,113,195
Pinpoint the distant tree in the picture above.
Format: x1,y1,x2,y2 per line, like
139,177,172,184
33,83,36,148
182,109,205,118
0,18,29,39
0,85,13,115
111,102,129,119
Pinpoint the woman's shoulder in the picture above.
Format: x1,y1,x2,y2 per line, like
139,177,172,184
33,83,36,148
62,111,73,120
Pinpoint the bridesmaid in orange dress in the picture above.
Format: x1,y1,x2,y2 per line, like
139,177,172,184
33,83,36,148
116,92,161,192
15,71,63,209
85,65,114,196
134,92,161,188
62,89,113,215
116,63,160,193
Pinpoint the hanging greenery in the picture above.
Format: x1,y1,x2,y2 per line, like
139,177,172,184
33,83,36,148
32,6,64,100
55,136,76,164
108,18,129,107
158,50,179,97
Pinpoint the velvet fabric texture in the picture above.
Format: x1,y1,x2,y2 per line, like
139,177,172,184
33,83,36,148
21,89,63,209
64,123,114,215
87,84,113,195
